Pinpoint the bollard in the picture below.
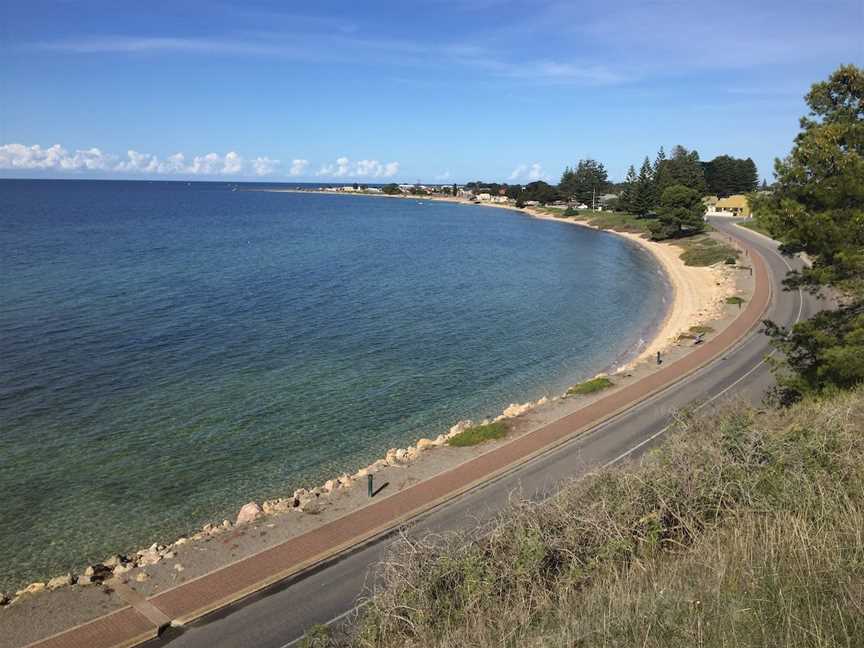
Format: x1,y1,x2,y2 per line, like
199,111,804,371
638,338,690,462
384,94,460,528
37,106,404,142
367,474,373,497
656,351,661,365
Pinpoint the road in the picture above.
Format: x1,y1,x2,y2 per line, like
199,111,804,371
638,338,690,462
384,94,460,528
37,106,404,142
145,218,821,648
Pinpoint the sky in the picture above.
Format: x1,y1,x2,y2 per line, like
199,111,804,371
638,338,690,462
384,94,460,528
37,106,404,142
1,0,862,184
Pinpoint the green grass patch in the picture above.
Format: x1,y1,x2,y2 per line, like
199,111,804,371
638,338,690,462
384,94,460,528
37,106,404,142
675,235,740,266
726,296,746,305
689,325,714,334
567,376,614,396
447,421,509,447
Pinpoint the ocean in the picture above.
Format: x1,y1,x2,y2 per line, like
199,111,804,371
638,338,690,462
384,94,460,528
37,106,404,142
0,179,668,590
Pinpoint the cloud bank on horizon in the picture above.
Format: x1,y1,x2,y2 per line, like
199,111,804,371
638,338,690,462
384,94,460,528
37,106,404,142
0,143,400,180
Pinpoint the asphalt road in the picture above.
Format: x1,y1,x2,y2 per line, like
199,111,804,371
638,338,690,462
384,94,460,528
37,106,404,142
146,218,822,648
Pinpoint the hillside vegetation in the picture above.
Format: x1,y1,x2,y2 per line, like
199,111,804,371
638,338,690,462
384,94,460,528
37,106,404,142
305,389,864,647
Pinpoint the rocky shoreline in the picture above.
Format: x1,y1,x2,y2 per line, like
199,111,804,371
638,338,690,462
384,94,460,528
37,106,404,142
0,395,551,608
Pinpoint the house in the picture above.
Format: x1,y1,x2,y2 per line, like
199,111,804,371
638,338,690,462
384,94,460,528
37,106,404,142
477,193,492,201
523,200,540,207
490,195,509,204
704,194,752,218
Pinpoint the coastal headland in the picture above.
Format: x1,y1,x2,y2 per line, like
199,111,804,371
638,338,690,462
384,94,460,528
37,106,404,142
1,193,761,648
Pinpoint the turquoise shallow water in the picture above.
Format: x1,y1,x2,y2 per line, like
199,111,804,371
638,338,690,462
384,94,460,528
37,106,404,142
0,180,668,590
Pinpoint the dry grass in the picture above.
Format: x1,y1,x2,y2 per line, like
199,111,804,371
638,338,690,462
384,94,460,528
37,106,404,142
315,388,864,647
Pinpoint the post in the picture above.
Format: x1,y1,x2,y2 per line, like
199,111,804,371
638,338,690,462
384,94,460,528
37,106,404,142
367,474,373,497
656,351,661,365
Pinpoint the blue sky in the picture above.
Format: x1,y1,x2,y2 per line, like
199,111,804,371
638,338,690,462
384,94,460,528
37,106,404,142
1,0,861,183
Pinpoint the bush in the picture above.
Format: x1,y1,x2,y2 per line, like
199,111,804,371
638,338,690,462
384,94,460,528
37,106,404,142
447,421,508,447
567,376,614,396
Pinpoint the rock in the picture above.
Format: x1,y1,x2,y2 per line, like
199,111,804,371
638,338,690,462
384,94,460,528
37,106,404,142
173,563,184,572
84,564,113,583
134,572,150,583
16,582,45,596
162,551,175,560
0,592,9,606
174,537,188,546
103,555,123,568
221,519,232,529
323,479,338,493
202,523,215,534
263,499,291,515
138,551,161,566
405,448,419,461
353,468,369,479
448,420,473,437
394,448,408,462
416,438,434,451
503,402,531,418
236,501,262,525
47,573,74,590
433,434,447,446
78,574,93,586
113,563,132,576
337,473,353,488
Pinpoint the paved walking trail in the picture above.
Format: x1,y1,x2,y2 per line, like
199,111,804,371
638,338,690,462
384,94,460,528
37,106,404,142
24,243,770,648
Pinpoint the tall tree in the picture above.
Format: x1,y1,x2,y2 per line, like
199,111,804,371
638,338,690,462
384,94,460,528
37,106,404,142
652,146,671,205
662,145,707,195
558,159,609,205
620,165,638,212
752,64,864,403
648,184,707,239
632,157,655,217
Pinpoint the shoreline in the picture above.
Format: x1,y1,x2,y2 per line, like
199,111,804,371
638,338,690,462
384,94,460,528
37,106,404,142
1,191,740,627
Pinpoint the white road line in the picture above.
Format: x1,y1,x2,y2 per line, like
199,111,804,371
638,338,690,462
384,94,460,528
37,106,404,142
280,603,367,648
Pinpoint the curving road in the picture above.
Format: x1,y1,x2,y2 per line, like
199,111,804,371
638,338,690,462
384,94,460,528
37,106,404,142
145,217,822,648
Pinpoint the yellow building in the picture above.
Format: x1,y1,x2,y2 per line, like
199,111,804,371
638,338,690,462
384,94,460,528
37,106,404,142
715,194,752,217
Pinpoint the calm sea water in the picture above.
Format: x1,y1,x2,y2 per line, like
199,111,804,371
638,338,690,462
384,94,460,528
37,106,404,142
0,180,668,590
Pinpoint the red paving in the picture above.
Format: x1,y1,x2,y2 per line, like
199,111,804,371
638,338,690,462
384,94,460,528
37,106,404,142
24,243,770,648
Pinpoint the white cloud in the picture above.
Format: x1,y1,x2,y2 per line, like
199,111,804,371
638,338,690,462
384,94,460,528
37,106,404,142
508,162,545,182
0,144,286,177
0,143,117,171
317,156,399,179
435,170,451,181
0,143,400,180
289,159,309,176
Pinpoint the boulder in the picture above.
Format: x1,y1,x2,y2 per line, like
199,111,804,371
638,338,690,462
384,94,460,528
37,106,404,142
134,572,150,583
323,479,338,494
113,563,132,576
174,563,184,572
16,582,45,596
47,574,74,590
353,468,369,479
138,551,161,566
78,574,93,586
394,448,408,462
83,564,113,583
103,555,123,568
433,434,447,446
0,592,9,606
221,519,232,529
416,438,434,451
174,537,188,546
162,551,176,561
236,501,262,525
337,473,353,488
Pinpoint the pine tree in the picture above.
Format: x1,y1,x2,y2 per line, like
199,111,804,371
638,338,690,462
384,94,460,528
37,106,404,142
620,165,638,212
633,157,654,217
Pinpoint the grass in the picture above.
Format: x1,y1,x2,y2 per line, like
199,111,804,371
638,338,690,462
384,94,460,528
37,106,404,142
726,295,746,305
566,376,614,396
446,421,508,447
738,219,773,238
340,388,864,648
689,325,714,334
674,235,740,267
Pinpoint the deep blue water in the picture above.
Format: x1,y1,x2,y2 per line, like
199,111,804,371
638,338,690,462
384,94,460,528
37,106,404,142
0,179,668,590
